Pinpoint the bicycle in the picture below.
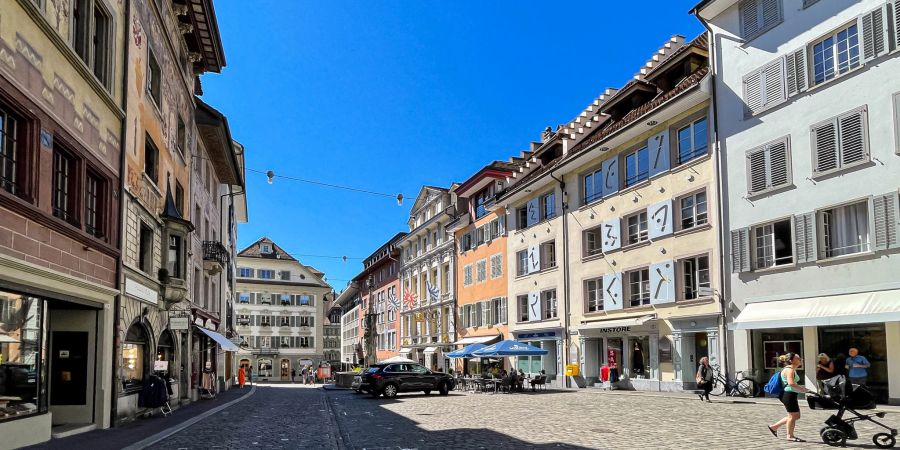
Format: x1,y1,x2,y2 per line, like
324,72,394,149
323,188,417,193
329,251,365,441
709,365,757,397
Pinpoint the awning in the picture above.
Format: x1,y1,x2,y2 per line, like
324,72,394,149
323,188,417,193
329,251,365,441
399,348,412,354
578,315,656,331
195,326,240,352
732,289,900,330
423,346,438,353
452,335,500,346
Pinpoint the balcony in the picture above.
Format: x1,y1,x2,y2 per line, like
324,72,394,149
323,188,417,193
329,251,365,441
203,241,229,275
238,319,250,326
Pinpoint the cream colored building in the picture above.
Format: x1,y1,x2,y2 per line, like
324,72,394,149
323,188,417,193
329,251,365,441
235,237,331,381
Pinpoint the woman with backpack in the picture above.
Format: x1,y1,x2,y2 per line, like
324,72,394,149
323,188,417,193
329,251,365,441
767,352,813,443
695,357,714,402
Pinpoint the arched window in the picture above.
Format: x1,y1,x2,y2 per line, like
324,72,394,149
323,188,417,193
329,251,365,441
156,330,176,375
122,322,150,389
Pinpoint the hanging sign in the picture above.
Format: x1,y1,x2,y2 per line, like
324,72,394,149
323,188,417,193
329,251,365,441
169,317,190,330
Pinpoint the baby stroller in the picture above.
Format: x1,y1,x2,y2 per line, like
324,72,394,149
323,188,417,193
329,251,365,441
807,375,897,448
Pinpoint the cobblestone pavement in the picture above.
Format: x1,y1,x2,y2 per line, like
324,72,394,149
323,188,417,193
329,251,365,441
150,384,900,449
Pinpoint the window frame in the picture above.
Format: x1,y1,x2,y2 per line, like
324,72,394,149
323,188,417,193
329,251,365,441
582,166,603,205
138,220,153,274
675,116,709,165
71,0,114,90
540,288,557,320
515,249,528,277
678,254,711,301
583,225,603,257
52,144,80,226
811,106,869,177
143,134,159,185
540,191,556,220
147,47,162,107
463,264,473,286
540,240,556,270
817,198,872,260
676,189,708,232
476,259,487,283
584,277,604,313
625,267,650,308
750,217,795,270
623,146,649,187
625,211,648,245
809,21,861,87
746,135,792,196
0,99,36,201
490,253,503,279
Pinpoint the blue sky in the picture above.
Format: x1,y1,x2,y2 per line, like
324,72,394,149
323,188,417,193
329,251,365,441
200,1,703,292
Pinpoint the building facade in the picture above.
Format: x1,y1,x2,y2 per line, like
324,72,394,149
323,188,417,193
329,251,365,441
352,233,404,364
448,162,515,375
0,0,126,444
235,237,331,381
322,291,341,366
398,186,457,371
696,0,900,404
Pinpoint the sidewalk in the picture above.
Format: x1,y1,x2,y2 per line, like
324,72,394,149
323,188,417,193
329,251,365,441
24,385,255,450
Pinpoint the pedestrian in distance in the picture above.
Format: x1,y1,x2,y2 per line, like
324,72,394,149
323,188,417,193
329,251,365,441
291,368,296,383
301,367,307,385
845,347,870,387
238,365,246,388
695,356,714,402
768,352,813,443
247,366,253,386
815,353,835,393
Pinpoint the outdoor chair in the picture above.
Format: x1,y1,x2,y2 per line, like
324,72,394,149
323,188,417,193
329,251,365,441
530,375,546,391
498,377,512,394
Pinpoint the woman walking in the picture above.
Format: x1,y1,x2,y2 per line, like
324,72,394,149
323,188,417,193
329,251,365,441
768,353,813,443
696,356,714,402
816,353,835,393
238,365,246,388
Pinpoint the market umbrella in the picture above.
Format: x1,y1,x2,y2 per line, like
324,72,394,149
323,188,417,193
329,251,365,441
447,343,486,358
472,340,548,357
378,355,415,364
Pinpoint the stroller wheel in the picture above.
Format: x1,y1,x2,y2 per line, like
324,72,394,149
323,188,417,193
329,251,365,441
872,433,895,449
821,427,847,447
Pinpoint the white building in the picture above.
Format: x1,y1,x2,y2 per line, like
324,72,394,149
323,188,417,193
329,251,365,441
341,305,361,366
235,237,331,381
694,0,900,404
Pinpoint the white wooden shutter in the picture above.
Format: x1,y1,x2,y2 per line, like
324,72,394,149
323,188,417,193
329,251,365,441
730,228,751,273
601,218,621,253
743,59,785,116
768,137,790,187
785,48,807,96
811,118,838,174
747,146,768,194
647,199,673,240
860,5,890,61
838,107,869,166
603,273,623,311
527,292,540,322
763,59,786,107
794,212,817,263
743,69,764,116
874,192,900,250
649,261,675,305
893,0,900,51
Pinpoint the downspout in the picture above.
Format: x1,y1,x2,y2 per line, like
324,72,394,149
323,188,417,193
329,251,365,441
694,15,731,380
548,168,570,388
111,0,131,427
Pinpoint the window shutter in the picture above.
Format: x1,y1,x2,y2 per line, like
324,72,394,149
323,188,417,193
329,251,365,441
873,192,900,250
811,119,838,174
740,0,760,39
893,0,900,51
475,302,483,327
499,215,506,234
838,107,868,166
743,69,764,116
647,199,673,240
768,137,790,187
730,228,751,273
526,198,540,226
763,59,786,107
601,218,621,253
761,0,781,29
860,5,889,61
785,48,807,96
743,59,785,117
747,147,768,194
602,156,619,197
527,244,541,274
649,260,675,304
648,130,670,177
603,274,623,311
500,297,508,324
794,212,817,263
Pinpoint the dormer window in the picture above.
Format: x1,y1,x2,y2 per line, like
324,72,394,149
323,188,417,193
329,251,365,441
261,244,271,254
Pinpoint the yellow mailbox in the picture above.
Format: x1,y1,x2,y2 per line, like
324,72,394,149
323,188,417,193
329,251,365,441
565,363,580,377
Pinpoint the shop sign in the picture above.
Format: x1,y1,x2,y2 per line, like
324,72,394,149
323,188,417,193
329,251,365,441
154,360,168,371
595,326,631,333
169,317,190,330
125,277,157,304
518,331,556,339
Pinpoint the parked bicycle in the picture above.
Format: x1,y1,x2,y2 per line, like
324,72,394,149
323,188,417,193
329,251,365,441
709,365,758,397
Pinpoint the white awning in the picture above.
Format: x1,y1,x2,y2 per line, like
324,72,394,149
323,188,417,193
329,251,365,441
578,315,655,332
423,346,438,353
452,335,500,345
196,326,240,352
399,348,412,354
732,289,900,330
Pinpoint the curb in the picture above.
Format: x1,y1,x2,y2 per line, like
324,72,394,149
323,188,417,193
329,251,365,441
584,389,900,412
121,385,257,450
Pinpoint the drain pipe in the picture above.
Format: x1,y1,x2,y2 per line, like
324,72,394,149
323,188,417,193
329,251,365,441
548,168,571,388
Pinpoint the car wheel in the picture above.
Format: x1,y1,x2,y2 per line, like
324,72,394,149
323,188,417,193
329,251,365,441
438,382,449,396
382,383,399,398
423,390,431,395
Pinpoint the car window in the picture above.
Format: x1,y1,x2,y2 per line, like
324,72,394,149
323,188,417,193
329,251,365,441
384,364,401,373
365,367,380,374
410,365,428,374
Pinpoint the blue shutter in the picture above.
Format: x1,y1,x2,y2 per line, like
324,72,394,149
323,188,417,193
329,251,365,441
648,130,670,177
647,199,673,240
526,198,540,226
601,219,621,253
603,273,623,311
602,156,619,197
649,261,675,304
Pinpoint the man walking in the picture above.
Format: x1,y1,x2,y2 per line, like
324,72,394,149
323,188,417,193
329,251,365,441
291,368,296,383
845,347,871,386
300,366,307,385
247,365,253,386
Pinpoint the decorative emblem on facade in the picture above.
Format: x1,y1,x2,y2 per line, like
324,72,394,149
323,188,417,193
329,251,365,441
403,289,417,309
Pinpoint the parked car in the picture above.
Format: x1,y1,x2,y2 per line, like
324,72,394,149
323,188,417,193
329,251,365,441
360,363,455,398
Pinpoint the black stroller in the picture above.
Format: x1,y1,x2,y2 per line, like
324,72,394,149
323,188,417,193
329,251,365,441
807,375,897,448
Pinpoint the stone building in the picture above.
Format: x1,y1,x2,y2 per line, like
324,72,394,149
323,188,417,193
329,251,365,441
0,0,126,444
235,237,331,381
350,232,405,364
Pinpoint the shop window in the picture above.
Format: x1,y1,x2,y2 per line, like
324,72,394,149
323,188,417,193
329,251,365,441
258,359,273,377
122,323,149,390
0,291,45,421
626,268,650,307
763,339,803,370
155,331,175,376
629,337,651,379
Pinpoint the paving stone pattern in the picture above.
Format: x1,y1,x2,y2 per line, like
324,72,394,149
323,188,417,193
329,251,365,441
151,384,900,449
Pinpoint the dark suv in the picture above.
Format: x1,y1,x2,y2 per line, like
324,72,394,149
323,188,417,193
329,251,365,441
360,363,454,398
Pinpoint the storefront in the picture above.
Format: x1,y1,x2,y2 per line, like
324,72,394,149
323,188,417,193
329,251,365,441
732,290,900,404
512,330,562,387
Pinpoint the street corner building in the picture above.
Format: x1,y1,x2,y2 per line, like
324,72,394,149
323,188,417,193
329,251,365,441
350,233,405,365
234,237,332,381
0,0,127,446
695,0,900,404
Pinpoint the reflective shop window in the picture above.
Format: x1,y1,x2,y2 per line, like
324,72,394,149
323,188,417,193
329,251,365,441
122,323,149,390
0,291,46,421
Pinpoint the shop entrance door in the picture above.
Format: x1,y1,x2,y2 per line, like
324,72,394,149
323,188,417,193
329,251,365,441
50,331,88,405
48,307,96,426
280,359,290,381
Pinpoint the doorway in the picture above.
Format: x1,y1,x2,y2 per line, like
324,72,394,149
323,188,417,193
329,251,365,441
693,332,709,364
48,307,97,426
280,359,290,381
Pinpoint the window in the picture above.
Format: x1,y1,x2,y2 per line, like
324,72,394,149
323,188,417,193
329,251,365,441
84,170,105,237
280,294,291,306
678,191,708,231
469,304,478,327
677,117,708,164
585,278,603,313
583,167,603,204
746,136,791,195
517,294,529,322
753,219,793,269
260,244,271,254
238,267,253,278
541,192,555,220
516,250,528,276
258,269,275,279
144,135,158,184
238,293,250,303
122,323,149,390
299,337,311,348
166,234,183,278
72,0,112,87
541,289,557,319
52,147,77,224
739,0,782,41
517,206,528,229
474,185,493,219
490,254,502,279
812,24,860,85
681,255,711,300
0,291,45,420
299,316,312,327
491,297,502,325
812,107,869,175
463,264,473,286
627,268,650,307
476,259,487,283
299,295,311,306
624,147,649,186
820,201,870,258
176,116,186,157
0,104,29,198
540,241,556,270
147,48,161,106
626,211,648,245
280,270,291,281
584,226,602,257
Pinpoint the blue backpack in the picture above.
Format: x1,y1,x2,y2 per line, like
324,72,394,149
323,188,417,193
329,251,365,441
763,370,784,396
